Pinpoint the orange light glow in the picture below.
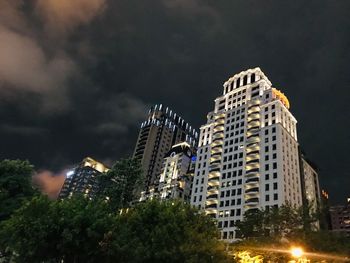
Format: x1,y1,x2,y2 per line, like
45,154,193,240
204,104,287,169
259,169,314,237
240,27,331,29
272,88,290,109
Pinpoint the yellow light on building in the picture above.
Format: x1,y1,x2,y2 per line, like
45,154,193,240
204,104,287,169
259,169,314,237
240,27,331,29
272,88,290,109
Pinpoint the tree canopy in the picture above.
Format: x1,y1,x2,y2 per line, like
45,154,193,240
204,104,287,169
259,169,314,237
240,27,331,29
97,158,144,210
0,197,230,263
0,159,37,221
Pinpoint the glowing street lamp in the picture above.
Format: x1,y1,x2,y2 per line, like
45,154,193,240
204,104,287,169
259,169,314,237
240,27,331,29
290,247,304,258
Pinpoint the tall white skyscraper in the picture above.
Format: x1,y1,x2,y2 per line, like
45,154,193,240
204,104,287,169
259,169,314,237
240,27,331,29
190,68,302,241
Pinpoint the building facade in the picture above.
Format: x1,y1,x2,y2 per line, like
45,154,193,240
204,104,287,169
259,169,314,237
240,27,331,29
190,68,302,241
329,198,350,236
156,142,195,202
134,104,198,196
299,155,321,210
59,157,109,199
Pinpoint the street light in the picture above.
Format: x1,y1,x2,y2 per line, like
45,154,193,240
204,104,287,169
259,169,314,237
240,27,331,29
290,247,303,258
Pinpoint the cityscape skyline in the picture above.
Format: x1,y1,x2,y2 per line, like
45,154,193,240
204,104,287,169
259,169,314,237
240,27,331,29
0,1,349,204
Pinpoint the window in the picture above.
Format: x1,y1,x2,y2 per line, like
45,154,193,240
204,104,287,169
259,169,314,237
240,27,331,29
251,73,255,82
265,195,270,201
273,182,278,190
265,184,270,191
274,193,278,200
265,174,270,180
243,75,248,86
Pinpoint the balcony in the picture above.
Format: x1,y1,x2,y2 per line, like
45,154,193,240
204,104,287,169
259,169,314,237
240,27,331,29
211,144,223,151
245,171,260,178
205,210,218,218
246,163,260,170
245,177,259,184
208,176,219,183
213,130,224,137
245,197,259,204
208,180,220,187
246,136,260,144
246,148,260,155
207,193,219,199
206,199,219,206
245,187,259,194
206,203,218,209
207,185,219,192
247,121,260,129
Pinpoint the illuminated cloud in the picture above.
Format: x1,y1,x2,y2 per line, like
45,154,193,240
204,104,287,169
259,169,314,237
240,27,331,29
0,0,106,111
35,0,106,36
33,170,66,199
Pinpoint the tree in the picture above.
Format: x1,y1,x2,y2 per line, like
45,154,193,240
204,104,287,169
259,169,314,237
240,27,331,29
107,200,230,263
0,195,117,263
234,204,317,241
97,158,144,210
0,198,231,263
0,159,37,221
235,209,266,239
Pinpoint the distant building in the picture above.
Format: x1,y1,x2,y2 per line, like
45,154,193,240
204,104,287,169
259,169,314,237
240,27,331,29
191,67,304,241
58,157,109,199
140,142,196,202
157,142,195,202
329,198,350,236
299,153,321,229
133,104,198,195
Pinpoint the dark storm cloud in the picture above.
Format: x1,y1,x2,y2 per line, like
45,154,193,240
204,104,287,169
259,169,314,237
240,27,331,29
0,0,349,202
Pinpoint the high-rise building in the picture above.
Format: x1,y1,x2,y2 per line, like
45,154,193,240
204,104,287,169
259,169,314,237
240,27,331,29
191,67,303,241
59,157,109,199
134,104,198,195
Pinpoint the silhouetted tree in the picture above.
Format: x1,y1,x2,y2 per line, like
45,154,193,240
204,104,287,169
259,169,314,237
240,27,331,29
0,159,37,221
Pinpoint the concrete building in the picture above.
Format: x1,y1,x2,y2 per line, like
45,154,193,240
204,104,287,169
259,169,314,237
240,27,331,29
190,67,303,241
141,142,195,202
299,154,321,228
134,104,198,196
59,157,109,199
329,198,350,236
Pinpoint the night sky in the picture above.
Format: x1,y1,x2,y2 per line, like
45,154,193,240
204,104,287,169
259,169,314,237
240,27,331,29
0,0,349,203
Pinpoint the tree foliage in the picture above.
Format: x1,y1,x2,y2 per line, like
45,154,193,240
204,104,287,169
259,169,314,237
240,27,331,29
97,158,144,210
0,159,37,221
0,195,115,262
235,204,318,240
108,200,230,263
0,197,230,263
